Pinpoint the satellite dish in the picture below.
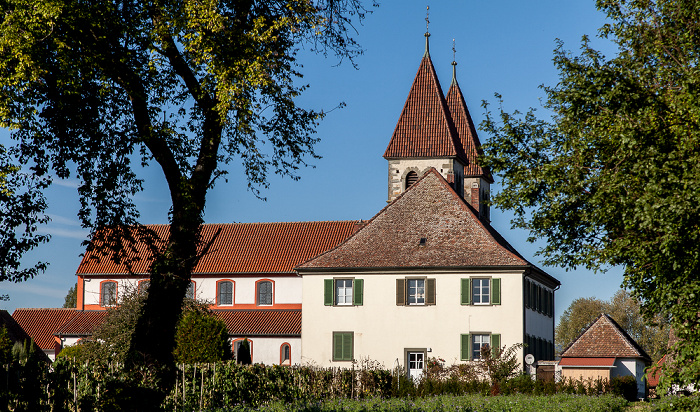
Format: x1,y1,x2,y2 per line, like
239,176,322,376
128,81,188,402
525,354,535,365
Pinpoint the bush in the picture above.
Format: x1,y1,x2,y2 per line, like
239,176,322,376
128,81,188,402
610,375,638,401
173,309,231,363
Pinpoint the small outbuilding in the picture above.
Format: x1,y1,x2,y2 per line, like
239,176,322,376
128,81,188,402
558,313,651,399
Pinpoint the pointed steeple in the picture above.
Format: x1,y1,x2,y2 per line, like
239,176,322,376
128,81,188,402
383,45,466,162
445,61,493,182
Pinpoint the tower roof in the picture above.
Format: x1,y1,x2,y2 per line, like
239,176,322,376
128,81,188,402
446,77,493,182
384,56,468,163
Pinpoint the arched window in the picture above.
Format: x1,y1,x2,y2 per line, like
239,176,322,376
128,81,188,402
100,281,117,306
280,343,291,365
405,171,418,190
257,280,273,306
138,280,150,295
233,338,253,364
218,280,233,306
186,281,195,300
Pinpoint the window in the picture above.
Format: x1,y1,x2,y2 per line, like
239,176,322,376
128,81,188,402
396,278,435,306
257,280,273,306
460,278,501,305
280,343,291,365
233,338,253,363
138,280,150,295
472,278,490,305
218,281,233,306
460,333,501,361
332,332,353,361
186,282,195,300
324,279,364,306
336,279,353,305
407,279,425,305
405,171,418,190
100,281,117,306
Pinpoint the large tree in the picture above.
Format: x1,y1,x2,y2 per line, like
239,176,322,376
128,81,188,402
0,0,371,406
481,0,700,391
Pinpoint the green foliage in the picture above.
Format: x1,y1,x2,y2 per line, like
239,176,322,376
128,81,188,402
476,343,524,395
480,0,700,389
650,394,700,412
0,326,12,364
62,283,77,308
557,290,670,361
173,308,231,363
55,342,91,362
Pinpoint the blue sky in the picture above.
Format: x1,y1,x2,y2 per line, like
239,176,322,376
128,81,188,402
0,0,625,318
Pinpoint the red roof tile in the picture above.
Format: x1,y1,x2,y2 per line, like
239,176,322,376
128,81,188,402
384,56,467,163
298,169,537,270
446,79,493,182
560,314,651,361
213,309,300,336
12,308,77,350
559,357,616,367
77,221,358,275
54,311,107,337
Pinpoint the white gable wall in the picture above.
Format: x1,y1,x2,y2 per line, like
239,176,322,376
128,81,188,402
300,269,525,368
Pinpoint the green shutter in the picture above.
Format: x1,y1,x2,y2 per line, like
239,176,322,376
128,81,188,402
491,334,501,356
353,279,364,306
491,278,501,305
324,279,334,306
343,332,353,361
333,333,342,360
461,334,470,361
426,278,436,305
396,279,405,306
461,279,470,305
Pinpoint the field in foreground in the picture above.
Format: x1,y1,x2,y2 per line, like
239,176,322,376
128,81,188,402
213,393,630,412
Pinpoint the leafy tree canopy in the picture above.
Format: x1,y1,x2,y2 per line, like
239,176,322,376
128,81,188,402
556,290,670,362
481,0,700,389
0,0,372,404
63,283,77,308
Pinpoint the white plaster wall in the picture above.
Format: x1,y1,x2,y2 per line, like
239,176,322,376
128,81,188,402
82,277,142,307
613,358,647,398
232,337,301,366
300,270,525,368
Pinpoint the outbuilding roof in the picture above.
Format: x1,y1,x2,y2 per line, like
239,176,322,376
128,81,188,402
298,169,549,272
76,221,358,275
560,313,651,362
54,310,107,337
12,308,78,350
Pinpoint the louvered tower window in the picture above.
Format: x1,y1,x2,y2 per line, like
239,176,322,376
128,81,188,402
405,171,418,190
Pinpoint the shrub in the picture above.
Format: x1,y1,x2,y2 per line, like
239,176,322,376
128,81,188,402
173,309,231,363
610,375,638,401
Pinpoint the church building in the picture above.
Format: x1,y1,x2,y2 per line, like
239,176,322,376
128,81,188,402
12,33,559,373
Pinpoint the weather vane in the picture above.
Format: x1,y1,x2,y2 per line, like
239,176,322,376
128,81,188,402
425,6,430,33
452,38,456,62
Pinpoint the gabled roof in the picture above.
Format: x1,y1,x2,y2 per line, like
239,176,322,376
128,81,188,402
76,221,358,275
214,309,301,336
446,78,493,182
560,313,651,362
298,168,538,271
0,310,50,362
54,311,107,337
12,308,78,350
384,56,467,163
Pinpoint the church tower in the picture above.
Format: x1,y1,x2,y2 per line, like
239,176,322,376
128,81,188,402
384,31,492,221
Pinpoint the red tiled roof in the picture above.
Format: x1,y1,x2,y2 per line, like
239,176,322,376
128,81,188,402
298,169,535,270
76,221,358,275
646,355,665,387
384,56,467,163
214,309,301,336
54,311,107,337
559,357,616,367
446,79,493,182
12,308,77,350
560,314,651,361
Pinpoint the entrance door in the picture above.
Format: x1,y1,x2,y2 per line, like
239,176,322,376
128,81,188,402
407,351,424,381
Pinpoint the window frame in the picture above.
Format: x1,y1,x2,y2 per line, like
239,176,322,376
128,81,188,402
406,278,426,305
471,278,491,305
396,277,435,306
335,278,353,306
185,281,196,300
324,278,363,306
217,280,234,306
100,280,118,307
232,338,253,363
137,280,150,295
280,342,291,366
256,279,274,306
